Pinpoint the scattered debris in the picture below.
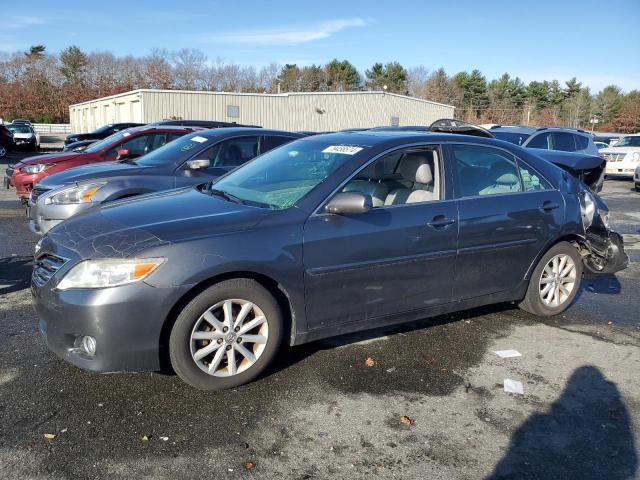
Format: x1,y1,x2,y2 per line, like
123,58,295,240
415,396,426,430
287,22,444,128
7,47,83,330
244,462,255,470
160,436,169,442
399,415,414,427
364,357,376,368
464,382,472,393
385,367,396,373
607,321,613,325
60,428,67,434
504,379,524,395
494,349,522,359
43,433,56,441
140,435,150,442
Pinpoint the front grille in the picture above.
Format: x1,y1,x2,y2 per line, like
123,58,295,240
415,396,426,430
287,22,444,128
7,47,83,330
604,153,626,162
30,186,50,203
32,253,68,287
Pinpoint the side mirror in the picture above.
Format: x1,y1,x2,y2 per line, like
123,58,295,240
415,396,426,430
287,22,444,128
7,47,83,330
186,159,211,170
116,148,131,160
325,192,372,215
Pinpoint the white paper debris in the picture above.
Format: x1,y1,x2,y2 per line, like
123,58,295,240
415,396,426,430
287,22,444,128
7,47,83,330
504,379,524,395
494,349,522,359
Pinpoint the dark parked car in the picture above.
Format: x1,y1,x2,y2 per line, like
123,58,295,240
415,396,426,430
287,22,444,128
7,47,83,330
62,139,96,152
32,131,627,390
64,123,144,145
0,124,14,159
491,125,600,156
29,128,302,234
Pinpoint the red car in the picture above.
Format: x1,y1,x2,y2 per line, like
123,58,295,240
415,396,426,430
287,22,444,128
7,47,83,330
9,125,200,200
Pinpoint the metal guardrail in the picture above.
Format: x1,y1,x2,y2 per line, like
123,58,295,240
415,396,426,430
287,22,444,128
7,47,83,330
32,124,72,134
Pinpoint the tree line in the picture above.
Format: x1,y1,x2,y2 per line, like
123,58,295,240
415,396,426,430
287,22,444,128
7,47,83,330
0,45,638,132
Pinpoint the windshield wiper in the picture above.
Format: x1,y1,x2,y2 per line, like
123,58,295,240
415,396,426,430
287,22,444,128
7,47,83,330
208,188,244,205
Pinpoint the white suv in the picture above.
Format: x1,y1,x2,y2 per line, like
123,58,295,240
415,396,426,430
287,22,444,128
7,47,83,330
600,134,640,179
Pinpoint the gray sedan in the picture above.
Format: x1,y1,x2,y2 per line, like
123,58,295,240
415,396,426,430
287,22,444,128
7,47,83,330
28,128,302,234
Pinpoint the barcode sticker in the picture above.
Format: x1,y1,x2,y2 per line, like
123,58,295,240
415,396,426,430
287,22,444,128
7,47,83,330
322,145,363,155
190,136,208,143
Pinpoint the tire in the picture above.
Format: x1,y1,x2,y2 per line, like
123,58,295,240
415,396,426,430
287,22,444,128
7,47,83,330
169,278,283,390
519,241,583,317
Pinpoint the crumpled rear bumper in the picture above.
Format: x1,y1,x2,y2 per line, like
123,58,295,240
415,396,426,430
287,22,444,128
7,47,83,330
584,230,629,274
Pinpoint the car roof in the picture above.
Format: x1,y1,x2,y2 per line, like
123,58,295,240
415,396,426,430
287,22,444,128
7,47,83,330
193,127,304,139
490,125,537,134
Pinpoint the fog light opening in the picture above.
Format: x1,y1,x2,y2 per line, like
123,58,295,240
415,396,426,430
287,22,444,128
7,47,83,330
80,335,96,356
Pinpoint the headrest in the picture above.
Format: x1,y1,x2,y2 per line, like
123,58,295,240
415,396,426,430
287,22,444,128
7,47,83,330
490,162,519,185
359,159,387,180
399,153,434,184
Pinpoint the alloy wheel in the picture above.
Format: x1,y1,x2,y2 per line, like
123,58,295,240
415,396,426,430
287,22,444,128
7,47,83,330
189,299,269,377
538,254,577,307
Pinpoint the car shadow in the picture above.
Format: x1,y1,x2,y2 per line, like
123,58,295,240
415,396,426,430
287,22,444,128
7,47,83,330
576,273,622,299
486,365,637,480
0,255,32,295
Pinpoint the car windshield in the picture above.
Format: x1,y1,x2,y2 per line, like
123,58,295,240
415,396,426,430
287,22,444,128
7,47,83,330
135,134,212,166
211,139,366,210
82,130,133,153
613,136,640,147
7,125,31,134
92,124,113,134
493,131,531,145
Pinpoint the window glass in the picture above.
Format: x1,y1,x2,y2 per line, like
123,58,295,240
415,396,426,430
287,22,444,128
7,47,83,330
519,163,552,191
263,135,295,152
105,134,148,157
614,136,640,147
147,133,168,152
493,131,531,146
341,149,440,207
452,144,522,197
213,136,260,167
553,132,577,152
526,132,552,149
574,134,590,150
211,138,363,210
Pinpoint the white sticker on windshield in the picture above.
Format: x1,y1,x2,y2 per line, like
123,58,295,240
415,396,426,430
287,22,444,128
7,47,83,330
322,145,363,155
190,136,208,143
122,132,131,137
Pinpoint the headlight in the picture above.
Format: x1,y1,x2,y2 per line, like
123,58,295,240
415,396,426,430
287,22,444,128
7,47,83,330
21,163,53,174
46,182,105,204
580,190,596,231
632,152,640,162
57,258,165,290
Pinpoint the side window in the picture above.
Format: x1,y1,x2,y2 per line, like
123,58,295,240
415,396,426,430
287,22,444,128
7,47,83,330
526,132,552,149
518,162,553,191
198,143,222,161
213,136,260,167
341,148,441,207
262,135,295,152
452,144,522,198
553,132,577,152
574,134,590,150
121,134,150,156
147,133,168,152
168,133,185,142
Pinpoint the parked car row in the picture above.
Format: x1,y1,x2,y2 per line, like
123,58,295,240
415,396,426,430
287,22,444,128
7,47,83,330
3,117,624,391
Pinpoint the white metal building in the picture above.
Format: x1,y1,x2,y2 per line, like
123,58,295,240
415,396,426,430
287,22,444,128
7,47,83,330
69,89,455,133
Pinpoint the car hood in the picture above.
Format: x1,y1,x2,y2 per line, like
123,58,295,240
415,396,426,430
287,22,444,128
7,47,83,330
600,147,639,154
38,161,144,187
45,187,268,259
15,152,81,168
12,133,33,139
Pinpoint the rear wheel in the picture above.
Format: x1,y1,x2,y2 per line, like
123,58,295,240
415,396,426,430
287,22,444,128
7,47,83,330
519,241,583,317
169,279,283,390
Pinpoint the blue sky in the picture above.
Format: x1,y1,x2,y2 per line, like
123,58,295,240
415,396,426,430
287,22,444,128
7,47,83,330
2,0,639,92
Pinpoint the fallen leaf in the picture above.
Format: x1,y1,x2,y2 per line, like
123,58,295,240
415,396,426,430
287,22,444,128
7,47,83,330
399,416,414,427
244,462,255,470
43,433,56,441
364,357,376,368
141,435,150,442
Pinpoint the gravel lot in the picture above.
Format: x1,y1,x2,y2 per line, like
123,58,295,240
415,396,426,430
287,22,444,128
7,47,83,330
1,151,639,480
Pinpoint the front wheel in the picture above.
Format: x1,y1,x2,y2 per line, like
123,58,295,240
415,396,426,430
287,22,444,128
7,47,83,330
169,279,283,390
519,241,583,317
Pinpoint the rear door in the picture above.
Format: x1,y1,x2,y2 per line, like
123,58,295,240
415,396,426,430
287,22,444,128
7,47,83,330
303,145,458,330
449,143,564,300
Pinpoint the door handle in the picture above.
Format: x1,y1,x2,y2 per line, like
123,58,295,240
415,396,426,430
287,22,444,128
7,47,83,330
427,215,456,229
539,201,560,212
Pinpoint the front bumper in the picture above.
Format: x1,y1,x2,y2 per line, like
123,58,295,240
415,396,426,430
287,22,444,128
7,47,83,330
28,197,92,235
32,263,190,373
605,160,637,177
12,171,43,198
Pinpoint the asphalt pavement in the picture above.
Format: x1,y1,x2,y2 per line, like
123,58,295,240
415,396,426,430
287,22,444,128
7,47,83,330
0,150,639,480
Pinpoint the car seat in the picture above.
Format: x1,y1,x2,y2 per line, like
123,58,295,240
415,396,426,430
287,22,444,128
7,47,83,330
385,153,436,205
